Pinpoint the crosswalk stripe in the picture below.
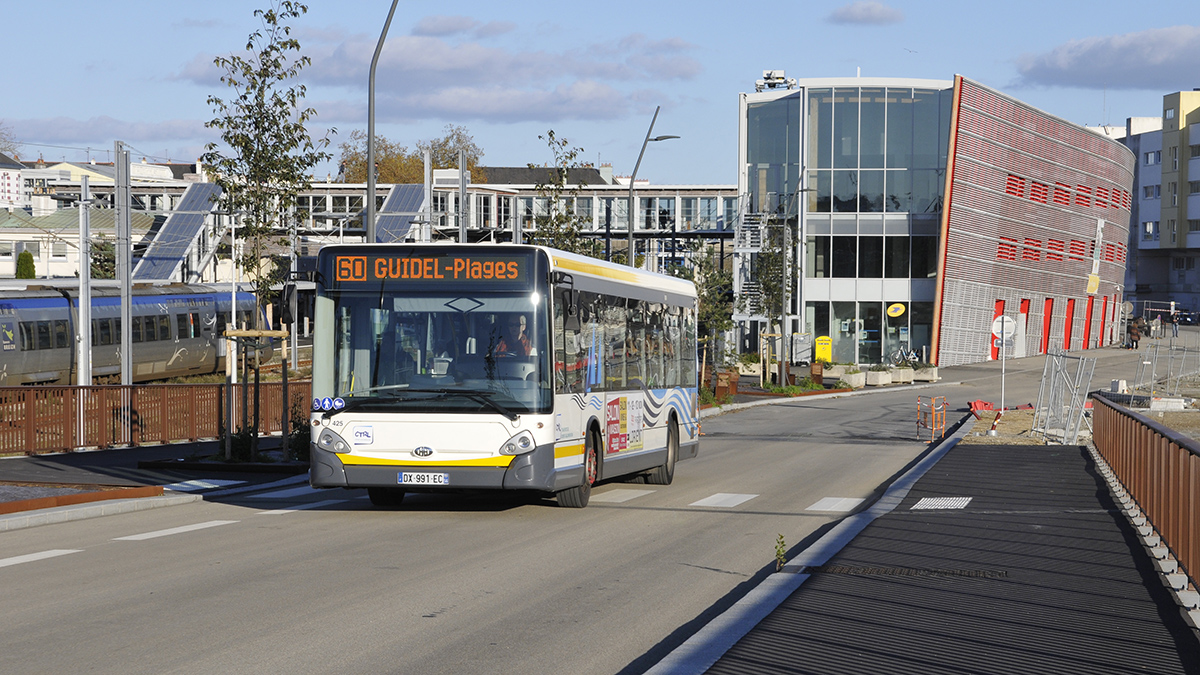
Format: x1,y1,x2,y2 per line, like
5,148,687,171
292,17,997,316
690,493,757,508
0,549,83,568
806,497,865,512
258,500,347,515
113,520,239,541
245,485,324,500
591,489,656,503
164,479,246,492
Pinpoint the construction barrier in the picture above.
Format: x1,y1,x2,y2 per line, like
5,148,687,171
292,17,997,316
917,395,947,442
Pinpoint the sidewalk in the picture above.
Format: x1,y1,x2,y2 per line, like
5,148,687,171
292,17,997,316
651,345,1200,674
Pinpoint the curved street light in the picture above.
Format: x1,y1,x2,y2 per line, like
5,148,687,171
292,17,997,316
626,105,679,267
366,0,401,244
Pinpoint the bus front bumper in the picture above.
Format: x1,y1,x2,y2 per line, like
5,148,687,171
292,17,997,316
309,442,561,492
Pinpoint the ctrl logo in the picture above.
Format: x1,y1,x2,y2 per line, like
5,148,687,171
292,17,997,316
352,426,374,445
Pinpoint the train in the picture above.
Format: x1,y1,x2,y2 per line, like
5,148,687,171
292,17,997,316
0,282,266,386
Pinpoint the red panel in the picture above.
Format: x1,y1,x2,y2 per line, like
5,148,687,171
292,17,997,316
1099,295,1109,348
1083,296,1095,349
991,300,1005,360
1064,298,1075,350
1042,298,1054,354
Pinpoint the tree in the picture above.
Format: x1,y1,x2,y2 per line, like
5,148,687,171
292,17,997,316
673,243,733,381
15,250,35,279
525,131,602,257
201,0,333,324
0,120,16,157
90,234,116,280
337,125,485,184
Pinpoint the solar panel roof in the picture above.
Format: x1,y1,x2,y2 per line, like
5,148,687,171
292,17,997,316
133,182,222,281
375,184,425,243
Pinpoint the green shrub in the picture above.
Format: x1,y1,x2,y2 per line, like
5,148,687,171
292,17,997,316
834,379,852,389
868,363,890,372
738,352,760,366
15,250,35,279
845,367,862,375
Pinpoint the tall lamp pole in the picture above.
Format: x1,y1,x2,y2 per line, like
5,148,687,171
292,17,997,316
366,0,400,244
627,105,678,267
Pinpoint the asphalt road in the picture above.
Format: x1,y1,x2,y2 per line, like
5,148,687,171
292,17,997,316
0,345,1148,674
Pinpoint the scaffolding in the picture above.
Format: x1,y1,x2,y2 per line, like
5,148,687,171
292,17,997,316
1032,349,1095,444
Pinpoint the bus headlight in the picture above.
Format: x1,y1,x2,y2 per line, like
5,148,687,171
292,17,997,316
499,431,536,455
318,428,349,454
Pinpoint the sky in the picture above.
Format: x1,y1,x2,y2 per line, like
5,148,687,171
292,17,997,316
5,0,1198,186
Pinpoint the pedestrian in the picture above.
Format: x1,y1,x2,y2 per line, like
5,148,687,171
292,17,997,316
1129,322,1140,350
1171,311,1180,338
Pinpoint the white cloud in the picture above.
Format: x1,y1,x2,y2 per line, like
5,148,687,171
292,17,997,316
827,1,904,25
1015,25,1200,90
412,15,480,37
13,116,210,146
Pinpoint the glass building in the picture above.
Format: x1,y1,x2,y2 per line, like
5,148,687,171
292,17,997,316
736,75,1134,366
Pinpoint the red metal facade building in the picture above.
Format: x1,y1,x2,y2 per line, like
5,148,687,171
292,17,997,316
933,76,1135,366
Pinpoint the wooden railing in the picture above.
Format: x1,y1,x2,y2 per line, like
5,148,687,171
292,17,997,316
0,382,312,455
1092,393,1200,589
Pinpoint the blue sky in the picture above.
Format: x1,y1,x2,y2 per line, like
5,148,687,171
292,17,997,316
5,1,1197,185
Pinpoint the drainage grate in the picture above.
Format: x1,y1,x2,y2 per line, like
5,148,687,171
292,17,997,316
803,565,1007,578
911,496,973,510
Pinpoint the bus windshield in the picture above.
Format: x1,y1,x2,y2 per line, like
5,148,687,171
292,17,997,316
330,290,551,415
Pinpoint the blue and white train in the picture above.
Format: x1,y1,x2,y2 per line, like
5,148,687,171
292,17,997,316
0,283,262,385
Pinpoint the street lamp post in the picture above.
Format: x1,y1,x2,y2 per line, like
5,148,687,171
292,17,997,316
627,105,678,267
366,0,401,244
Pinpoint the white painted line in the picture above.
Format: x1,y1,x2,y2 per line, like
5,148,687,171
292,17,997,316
113,520,239,541
257,499,347,515
806,497,865,512
591,489,656,503
911,496,973,510
691,493,757,508
164,479,246,493
0,549,83,568
244,485,323,500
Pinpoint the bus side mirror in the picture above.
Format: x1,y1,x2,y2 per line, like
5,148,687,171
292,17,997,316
280,283,297,325
564,290,581,332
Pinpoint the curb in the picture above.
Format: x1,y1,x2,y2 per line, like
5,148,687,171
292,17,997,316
0,485,164,516
0,493,203,533
645,415,976,675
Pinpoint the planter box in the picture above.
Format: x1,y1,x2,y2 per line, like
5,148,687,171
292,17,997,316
824,365,847,379
891,368,914,384
738,362,762,377
914,367,940,382
865,370,892,386
842,371,866,389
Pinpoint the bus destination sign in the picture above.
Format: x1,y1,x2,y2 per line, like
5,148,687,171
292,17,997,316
334,254,527,284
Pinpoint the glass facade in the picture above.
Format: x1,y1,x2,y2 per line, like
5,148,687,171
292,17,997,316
743,80,954,364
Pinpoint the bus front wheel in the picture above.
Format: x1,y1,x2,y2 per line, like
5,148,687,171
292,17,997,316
367,487,406,507
558,430,598,508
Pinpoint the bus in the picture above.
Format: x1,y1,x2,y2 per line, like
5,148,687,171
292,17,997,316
307,244,699,508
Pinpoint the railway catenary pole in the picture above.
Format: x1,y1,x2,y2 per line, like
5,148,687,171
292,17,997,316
115,142,132,387
77,176,92,386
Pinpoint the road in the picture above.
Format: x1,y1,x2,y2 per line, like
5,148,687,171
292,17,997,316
0,349,1137,674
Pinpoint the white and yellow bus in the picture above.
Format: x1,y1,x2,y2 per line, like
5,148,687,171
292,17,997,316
308,244,699,507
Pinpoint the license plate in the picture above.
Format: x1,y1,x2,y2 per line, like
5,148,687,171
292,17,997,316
399,472,449,486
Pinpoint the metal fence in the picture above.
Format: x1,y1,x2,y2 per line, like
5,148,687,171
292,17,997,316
1092,393,1200,590
0,381,312,455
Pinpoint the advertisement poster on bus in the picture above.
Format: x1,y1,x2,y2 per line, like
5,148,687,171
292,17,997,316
605,394,645,454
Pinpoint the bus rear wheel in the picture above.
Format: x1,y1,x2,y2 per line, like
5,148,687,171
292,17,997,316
367,487,406,507
558,430,598,508
646,417,678,485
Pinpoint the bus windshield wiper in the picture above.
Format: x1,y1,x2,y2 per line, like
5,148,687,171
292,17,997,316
328,387,520,420
394,388,521,421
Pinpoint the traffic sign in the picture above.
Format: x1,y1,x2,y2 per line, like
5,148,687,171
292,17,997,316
991,315,1016,339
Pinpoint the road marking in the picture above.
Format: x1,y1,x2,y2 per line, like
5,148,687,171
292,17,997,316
257,499,347,515
690,493,757,508
592,489,656,503
806,497,865,512
113,520,239,541
245,485,324,500
0,549,83,568
911,497,973,510
164,479,246,492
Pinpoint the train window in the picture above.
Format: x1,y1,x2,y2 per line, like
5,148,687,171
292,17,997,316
158,315,171,341
143,316,157,342
36,321,52,350
177,314,192,339
96,319,112,346
114,318,121,343
18,322,34,351
54,320,68,348
92,320,99,346
131,316,143,343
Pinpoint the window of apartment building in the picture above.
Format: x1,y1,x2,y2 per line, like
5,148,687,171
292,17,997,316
1174,257,1186,270
1192,145,1200,159
0,242,11,258
1145,150,1162,165
1171,182,1178,206
1171,147,1179,170
51,242,67,260
1190,219,1200,233
1166,108,1176,120
23,242,40,259
1170,219,1177,243
1144,185,1157,199
1190,181,1200,195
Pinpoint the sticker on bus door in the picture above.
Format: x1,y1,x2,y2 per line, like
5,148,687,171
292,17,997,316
605,394,645,454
